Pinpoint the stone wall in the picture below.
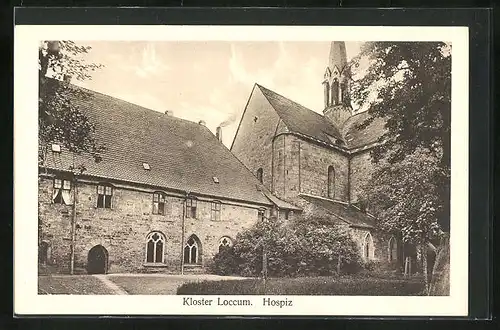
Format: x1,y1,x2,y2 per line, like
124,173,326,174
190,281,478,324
349,150,373,203
230,86,282,192
272,134,349,207
38,174,266,274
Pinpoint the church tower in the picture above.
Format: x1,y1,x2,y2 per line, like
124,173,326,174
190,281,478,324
322,41,352,128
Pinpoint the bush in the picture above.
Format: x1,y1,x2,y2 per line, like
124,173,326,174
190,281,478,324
207,246,239,276
209,216,363,277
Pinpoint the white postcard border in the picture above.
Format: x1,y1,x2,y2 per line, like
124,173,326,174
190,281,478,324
14,25,469,316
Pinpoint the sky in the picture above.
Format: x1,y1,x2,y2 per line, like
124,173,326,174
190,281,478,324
73,41,363,147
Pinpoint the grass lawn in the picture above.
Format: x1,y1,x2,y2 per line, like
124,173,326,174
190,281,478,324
108,275,191,295
38,275,116,295
176,275,426,296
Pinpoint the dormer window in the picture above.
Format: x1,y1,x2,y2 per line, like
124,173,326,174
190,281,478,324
143,163,150,170
51,144,61,152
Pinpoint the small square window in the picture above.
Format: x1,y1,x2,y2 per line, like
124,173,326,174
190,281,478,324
143,163,151,170
51,144,61,152
212,177,219,183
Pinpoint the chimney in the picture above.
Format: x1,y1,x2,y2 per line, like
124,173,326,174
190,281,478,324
198,120,206,126
164,110,173,116
216,126,222,142
63,74,72,84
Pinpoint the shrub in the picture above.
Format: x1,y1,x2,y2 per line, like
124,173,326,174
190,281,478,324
207,246,239,276
209,215,362,277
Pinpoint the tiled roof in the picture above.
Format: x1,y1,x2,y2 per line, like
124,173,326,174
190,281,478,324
256,84,385,151
41,83,291,206
257,85,343,142
341,111,387,150
299,194,375,228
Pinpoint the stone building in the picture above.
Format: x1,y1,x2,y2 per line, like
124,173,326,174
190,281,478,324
231,41,414,271
38,85,299,275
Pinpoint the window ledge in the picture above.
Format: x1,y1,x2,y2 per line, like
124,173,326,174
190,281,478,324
143,263,168,268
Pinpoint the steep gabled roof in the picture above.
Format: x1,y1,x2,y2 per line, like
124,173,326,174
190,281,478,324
299,194,375,229
41,83,295,206
256,84,343,143
255,84,385,151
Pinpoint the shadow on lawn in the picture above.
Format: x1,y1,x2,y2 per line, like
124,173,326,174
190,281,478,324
176,275,426,296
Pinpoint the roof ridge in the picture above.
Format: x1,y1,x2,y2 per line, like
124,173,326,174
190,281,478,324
256,84,327,122
70,82,207,129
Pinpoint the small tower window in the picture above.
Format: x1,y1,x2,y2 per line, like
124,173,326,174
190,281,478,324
331,79,339,105
256,168,263,183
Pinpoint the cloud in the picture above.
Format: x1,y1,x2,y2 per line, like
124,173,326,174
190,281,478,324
125,43,171,78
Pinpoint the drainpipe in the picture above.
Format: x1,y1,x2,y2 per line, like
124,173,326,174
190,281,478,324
69,173,77,275
180,191,189,275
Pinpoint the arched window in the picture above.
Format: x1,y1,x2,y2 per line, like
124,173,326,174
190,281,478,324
152,192,166,215
145,231,165,263
388,236,398,262
363,232,375,260
331,79,339,105
184,235,201,264
256,168,263,183
323,81,330,107
218,236,233,253
327,165,335,199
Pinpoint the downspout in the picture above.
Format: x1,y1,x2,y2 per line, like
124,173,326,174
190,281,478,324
180,191,188,275
69,173,77,275
347,156,351,205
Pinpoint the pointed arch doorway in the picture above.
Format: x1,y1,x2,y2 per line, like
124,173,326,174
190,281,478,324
87,245,109,274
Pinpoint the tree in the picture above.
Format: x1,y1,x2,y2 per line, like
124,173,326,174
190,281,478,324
351,42,451,295
39,41,104,164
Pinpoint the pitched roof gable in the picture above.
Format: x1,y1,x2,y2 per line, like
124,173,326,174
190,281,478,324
256,84,343,143
41,83,280,206
255,84,385,151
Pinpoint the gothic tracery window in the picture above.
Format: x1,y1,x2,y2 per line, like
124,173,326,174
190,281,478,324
218,236,233,253
363,232,375,260
184,235,201,264
145,231,165,263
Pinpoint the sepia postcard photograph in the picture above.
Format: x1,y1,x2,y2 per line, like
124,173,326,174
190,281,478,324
14,24,469,316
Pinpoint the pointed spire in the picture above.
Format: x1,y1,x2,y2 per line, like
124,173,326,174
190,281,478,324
328,42,347,73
